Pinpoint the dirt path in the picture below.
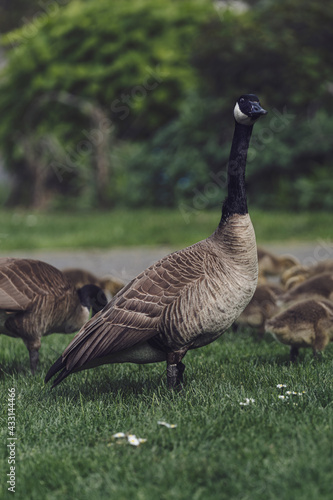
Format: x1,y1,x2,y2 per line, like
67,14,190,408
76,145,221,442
1,240,332,284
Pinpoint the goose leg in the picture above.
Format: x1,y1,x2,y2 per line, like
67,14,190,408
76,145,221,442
166,349,187,389
24,339,41,375
29,349,39,375
290,346,299,363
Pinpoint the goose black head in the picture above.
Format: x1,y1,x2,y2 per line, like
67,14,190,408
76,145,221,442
77,284,108,315
234,94,267,125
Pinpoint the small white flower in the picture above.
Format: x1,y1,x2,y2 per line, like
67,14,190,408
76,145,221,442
157,421,177,429
127,435,141,446
127,434,147,447
276,384,287,389
278,395,288,400
240,398,255,406
112,432,126,439
112,432,147,446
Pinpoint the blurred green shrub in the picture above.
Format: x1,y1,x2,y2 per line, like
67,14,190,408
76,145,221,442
115,99,333,212
0,0,333,211
0,0,212,208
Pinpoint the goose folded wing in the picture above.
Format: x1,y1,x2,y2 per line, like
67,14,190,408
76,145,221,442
0,258,73,311
0,265,34,311
61,246,206,371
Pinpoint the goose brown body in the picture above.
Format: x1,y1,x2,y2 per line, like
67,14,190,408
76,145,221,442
0,258,105,373
45,94,267,389
52,216,256,373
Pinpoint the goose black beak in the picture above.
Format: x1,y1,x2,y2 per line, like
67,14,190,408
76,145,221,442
249,101,268,118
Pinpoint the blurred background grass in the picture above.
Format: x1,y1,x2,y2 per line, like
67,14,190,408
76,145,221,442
0,209,332,251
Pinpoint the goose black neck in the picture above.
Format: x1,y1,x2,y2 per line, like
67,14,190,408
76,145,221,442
221,122,253,223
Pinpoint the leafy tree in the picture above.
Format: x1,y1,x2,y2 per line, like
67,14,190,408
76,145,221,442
0,0,213,208
193,0,333,113
0,0,52,33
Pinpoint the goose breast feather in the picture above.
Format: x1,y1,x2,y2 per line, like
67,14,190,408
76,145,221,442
62,214,258,371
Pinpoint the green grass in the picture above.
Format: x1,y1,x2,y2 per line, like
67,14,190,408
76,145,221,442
0,207,332,499
1,330,332,500
0,208,332,251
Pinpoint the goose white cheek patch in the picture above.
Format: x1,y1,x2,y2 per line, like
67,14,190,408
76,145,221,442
233,102,254,125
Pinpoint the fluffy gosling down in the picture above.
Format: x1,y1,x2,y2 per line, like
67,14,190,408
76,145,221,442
0,258,107,374
62,268,125,299
265,298,333,361
258,247,299,279
278,272,333,306
45,94,267,390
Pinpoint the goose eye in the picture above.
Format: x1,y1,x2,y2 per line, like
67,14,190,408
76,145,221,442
240,98,244,103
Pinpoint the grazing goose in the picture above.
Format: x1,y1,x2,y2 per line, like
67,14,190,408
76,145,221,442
0,258,107,374
62,268,124,299
278,272,333,307
234,283,283,336
258,247,299,279
265,298,333,361
45,94,267,389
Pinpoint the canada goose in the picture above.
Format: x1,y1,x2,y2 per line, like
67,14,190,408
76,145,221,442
265,298,333,361
45,94,267,389
278,272,333,307
258,247,299,279
234,283,283,336
62,268,124,299
0,258,107,374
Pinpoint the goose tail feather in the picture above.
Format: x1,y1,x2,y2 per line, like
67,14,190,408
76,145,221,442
44,356,68,387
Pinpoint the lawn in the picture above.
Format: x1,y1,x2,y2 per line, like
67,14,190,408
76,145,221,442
0,208,332,251
0,208,332,500
0,329,332,500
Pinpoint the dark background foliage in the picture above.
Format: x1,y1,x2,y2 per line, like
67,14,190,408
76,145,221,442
0,0,332,210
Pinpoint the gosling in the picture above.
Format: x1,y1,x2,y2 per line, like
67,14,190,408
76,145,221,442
258,247,299,279
265,298,333,361
234,283,283,336
62,268,124,299
278,272,333,307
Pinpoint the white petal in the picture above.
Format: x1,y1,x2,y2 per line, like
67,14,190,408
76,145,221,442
157,421,177,428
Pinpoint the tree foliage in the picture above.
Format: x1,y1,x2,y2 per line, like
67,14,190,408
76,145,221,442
0,0,332,210
0,0,212,207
